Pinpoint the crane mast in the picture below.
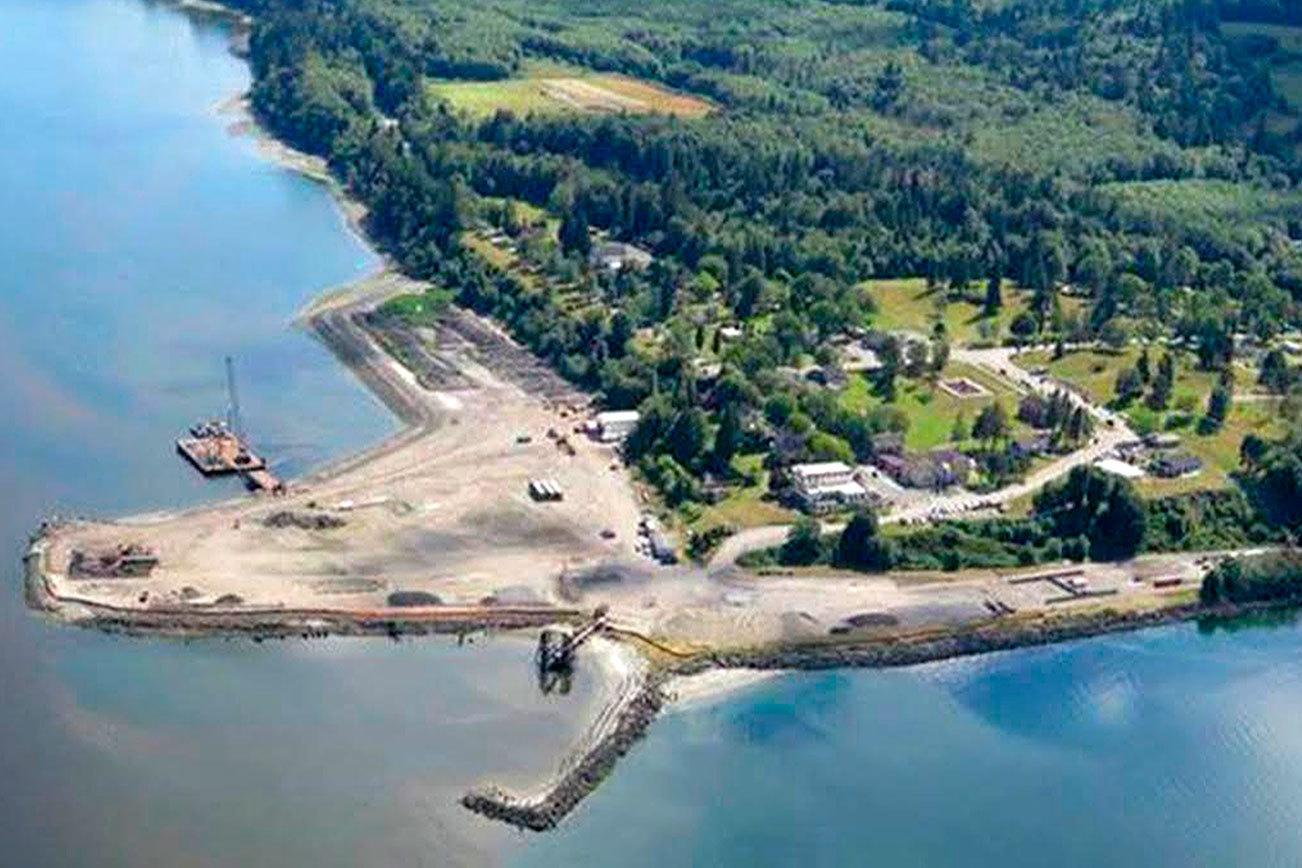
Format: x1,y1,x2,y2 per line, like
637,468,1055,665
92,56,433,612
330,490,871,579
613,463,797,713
225,355,242,440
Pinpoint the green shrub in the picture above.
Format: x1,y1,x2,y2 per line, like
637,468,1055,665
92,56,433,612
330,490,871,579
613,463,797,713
1201,552,1302,605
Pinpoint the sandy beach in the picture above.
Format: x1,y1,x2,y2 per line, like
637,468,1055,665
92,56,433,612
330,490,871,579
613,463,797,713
663,668,782,711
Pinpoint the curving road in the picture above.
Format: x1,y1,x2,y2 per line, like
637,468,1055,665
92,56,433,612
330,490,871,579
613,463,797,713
711,345,1140,567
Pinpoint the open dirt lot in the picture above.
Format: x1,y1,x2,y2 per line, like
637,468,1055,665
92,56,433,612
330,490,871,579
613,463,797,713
40,274,644,618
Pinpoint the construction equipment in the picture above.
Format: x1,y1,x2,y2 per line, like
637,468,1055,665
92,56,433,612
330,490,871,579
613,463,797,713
176,357,281,492
225,354,242,438
69,544,159,578
536,609,608,674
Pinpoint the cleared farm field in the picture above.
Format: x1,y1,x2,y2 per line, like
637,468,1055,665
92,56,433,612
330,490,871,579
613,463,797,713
430,74,712,118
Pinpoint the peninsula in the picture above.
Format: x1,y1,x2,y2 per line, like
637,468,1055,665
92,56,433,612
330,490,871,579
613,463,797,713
28,0,1302,832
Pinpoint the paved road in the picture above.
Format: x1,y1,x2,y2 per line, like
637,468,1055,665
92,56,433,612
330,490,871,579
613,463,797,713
713,347,1140,566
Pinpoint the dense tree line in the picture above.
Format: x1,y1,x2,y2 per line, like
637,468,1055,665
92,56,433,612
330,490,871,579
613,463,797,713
1240,422,1302,529
889,0,1281,158
749,468,1283,572
226,0,1302,512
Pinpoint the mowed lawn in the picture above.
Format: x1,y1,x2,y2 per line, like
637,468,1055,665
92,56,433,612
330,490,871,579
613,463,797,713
688,453,794,533
1019,346,1256,409
840,361,1028,451
429,74,712,118
864,278,1083,345
1020,345,1279,496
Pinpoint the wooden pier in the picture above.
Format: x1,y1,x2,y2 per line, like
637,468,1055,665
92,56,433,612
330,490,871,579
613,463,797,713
537,612,608,674
242,468,284,494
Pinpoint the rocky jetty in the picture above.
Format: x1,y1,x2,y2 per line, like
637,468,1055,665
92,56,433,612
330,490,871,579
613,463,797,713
461,678,667,831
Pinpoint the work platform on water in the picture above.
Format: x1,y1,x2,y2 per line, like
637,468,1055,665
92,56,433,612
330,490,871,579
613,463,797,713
175,357,284,494
176,421,284,492
176,419,265,475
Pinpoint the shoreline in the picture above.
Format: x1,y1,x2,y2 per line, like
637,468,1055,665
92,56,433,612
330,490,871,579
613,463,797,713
24,537,583,641
216,93,376,259
28,0,1300,839
662,667,781,712
459,593,1302,833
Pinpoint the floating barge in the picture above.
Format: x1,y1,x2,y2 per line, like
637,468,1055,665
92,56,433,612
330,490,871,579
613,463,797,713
176,419,265,475
177,419,283,493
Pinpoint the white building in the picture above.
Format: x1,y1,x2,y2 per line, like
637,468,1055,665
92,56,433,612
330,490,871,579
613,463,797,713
589,241,653,273
791,461,869,512
1094,457,1144,480
717,325,744,342
594,410,641,443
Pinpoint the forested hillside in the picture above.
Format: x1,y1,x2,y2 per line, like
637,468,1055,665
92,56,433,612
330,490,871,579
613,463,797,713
223,0,1301,537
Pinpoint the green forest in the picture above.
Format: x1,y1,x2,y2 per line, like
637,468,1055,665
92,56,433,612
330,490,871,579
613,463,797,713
224,0,1301,543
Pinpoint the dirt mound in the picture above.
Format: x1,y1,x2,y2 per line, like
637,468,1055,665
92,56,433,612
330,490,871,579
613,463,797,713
843,611,900,629
387,590,442,607
261,510,346,531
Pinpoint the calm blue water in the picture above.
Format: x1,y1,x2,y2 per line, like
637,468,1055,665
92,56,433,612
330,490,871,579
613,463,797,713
0,0,392,516
4,2,1302,867
523,620,1302,867
0,2,600,866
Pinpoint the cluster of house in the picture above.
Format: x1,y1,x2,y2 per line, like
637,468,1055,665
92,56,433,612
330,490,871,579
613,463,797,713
1011,393,1082,458
1097,432,1204,480
788,433,985,514
868,431,977,490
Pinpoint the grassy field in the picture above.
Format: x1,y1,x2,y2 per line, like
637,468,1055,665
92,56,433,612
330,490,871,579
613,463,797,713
1136,402,1284,497
429,73,712,118
1019,346,1255,411
462,232,519,271
376,289,454,326
1019,346,1279,496
863,278,1082,346
480,195,553,228
840,361,1027,451
687,454,794,533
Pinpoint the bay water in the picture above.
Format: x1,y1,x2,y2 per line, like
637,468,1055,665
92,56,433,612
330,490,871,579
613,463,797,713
3,2,1301,867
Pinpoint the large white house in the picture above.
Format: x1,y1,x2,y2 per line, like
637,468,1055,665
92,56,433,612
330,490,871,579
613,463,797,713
791,461,869,512
594,410,641,443
589,241,653,273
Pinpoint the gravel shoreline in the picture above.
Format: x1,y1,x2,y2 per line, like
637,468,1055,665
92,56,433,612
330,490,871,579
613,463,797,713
24,537,583,640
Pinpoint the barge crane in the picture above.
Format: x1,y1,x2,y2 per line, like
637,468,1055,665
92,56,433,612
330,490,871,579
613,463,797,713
175,356,283,493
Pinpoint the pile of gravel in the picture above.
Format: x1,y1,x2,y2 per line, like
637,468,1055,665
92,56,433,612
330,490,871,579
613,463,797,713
386,590,442,607
261,510,346,531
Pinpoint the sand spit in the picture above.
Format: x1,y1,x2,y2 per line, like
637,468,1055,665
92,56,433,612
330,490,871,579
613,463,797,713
26,0,1296,836
24,536,582,640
